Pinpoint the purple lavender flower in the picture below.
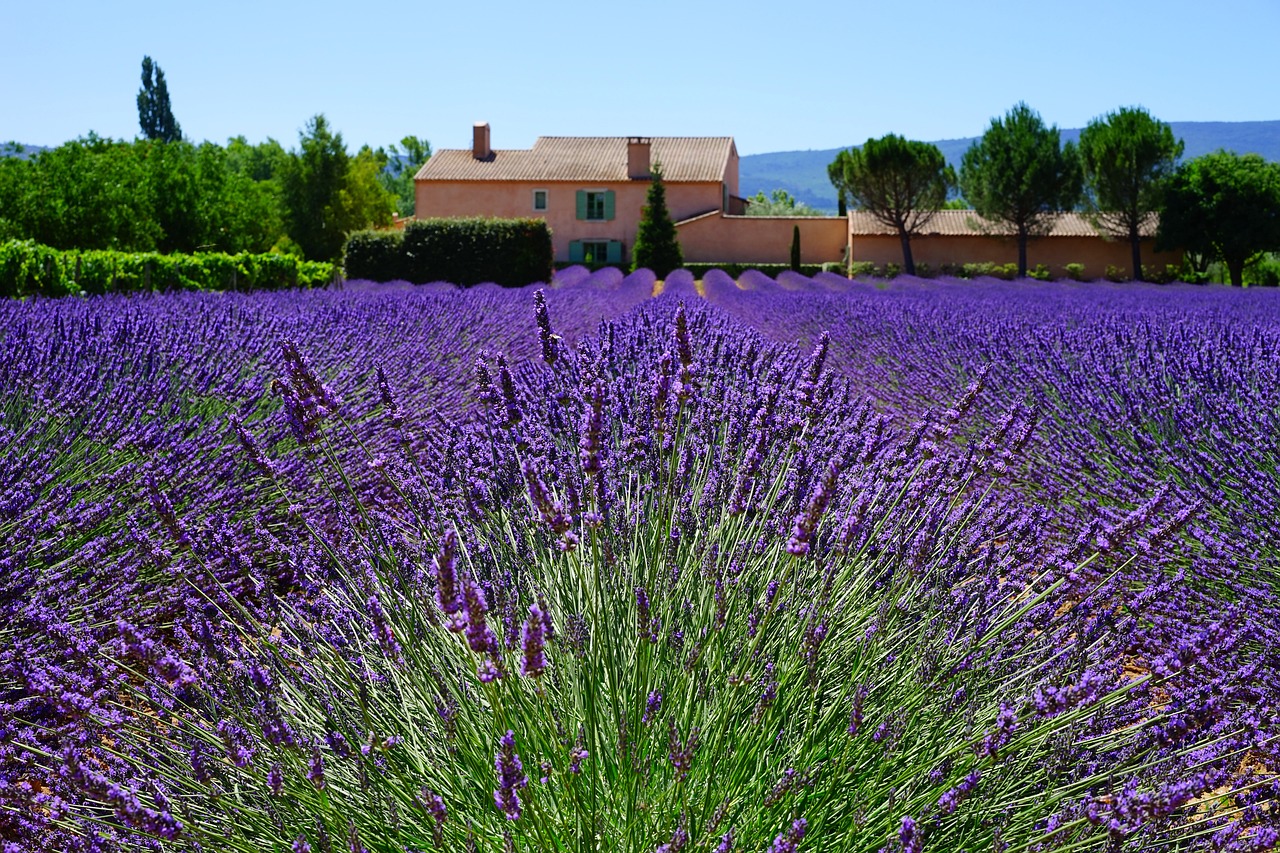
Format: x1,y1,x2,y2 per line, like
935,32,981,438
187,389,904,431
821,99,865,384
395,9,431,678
520,603,547,678
534,289,559,364
433,529,463,622
267,763,284,797
787,462,839,556
667,721,699,784
643,691,663,725
307,745,325,790
416,787,447,848
494,730,528,820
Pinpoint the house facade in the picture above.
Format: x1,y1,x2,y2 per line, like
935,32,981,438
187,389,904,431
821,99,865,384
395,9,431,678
415,124,744,264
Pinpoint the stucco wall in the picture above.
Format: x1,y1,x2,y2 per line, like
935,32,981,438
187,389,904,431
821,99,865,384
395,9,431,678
416,180,724,261
849,233,1183,278
675,214,848,264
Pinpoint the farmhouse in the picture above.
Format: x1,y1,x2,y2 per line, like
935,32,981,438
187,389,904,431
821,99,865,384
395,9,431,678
415,123,846,266
415,123,1180,275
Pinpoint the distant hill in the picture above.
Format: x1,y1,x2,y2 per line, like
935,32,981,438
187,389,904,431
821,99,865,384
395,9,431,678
740,120,1280,214
1,142,48,160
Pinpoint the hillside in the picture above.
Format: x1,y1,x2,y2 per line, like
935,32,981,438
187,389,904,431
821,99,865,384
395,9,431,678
740,120,1280,213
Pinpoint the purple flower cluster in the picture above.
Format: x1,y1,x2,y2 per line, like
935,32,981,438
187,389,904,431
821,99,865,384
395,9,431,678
2,268,1278,851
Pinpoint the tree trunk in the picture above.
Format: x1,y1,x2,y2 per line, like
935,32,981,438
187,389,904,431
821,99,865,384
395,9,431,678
899,230,915,276
1227,256,1245,287
1017,228,1028,278
1131,224,1144,282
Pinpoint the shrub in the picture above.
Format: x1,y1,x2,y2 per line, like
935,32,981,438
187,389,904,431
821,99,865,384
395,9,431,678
680,263,827,279
1028,263,1052,281
848,261,877,278
1105,264,1127,282
343,229,407,282
403,217,553,287
1064,262,1088,281
0,239,334,298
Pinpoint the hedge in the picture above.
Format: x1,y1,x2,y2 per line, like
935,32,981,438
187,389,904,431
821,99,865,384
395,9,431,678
343,218,553,287
0,240,335,299
679,262,839,278
343,230,407,283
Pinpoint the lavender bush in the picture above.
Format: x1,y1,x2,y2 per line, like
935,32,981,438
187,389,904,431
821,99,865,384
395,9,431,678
2,273,1277,851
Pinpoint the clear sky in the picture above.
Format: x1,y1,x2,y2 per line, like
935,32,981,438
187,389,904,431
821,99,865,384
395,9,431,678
3,0,1278,156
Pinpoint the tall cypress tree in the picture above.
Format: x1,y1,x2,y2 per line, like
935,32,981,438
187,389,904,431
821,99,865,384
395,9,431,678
137,56,182,142
631,162,682,277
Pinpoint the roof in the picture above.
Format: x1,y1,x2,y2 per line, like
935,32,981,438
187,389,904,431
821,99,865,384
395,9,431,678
416,136,735,183
847,209,1159,239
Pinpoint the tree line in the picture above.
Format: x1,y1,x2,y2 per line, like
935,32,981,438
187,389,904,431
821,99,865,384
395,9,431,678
0,57,430,262
826,103,1280,286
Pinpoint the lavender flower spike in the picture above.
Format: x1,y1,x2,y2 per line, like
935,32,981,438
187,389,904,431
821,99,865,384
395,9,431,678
520,603,548,678
494,730,528,820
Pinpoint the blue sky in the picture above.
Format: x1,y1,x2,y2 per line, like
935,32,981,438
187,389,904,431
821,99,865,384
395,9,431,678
3,0,1278,156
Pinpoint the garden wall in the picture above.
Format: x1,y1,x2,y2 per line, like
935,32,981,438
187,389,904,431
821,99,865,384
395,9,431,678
850,232,1183,280
675,213,848,265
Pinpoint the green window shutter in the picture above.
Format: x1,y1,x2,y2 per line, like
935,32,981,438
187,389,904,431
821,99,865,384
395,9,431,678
604,190,616,221
568,240,584,263
576,191,587,220
606,240,623,265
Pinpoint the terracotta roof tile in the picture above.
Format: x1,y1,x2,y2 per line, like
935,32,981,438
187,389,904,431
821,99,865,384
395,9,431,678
847,209,1158,238
416,136,734,183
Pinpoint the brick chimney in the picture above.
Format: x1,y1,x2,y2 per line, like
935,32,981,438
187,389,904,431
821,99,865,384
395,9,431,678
627,137,651,179
473,122,491,160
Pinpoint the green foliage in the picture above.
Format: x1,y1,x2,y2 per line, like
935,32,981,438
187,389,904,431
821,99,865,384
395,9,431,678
1079,107,1183,281
377,135,432,217
281,115,394,262
938,262,1022,280
0,239,333,298
1105,265,1127,282
343,229,407,282
959,103,1081,277
789,225,801,271
828,134,955,275
1064,263,1088,281
678,262,829,278
400,217,553,287
631,163,683,277
1158,150,1280,286
743,188,826,217
137,56,182,143
1028,263,1052,281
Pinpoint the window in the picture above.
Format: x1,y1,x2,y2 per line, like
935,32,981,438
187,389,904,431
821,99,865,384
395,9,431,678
575,189,615,221
582,241,610,264
532,189,547,211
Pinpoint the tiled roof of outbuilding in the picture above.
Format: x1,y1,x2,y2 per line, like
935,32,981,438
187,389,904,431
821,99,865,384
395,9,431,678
847,209,1158,238
416,137,735,183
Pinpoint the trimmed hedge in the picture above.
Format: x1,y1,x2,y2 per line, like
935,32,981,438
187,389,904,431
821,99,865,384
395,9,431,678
0,240,335,299
342,218,554,287
680,262,835,278
343,230,407,283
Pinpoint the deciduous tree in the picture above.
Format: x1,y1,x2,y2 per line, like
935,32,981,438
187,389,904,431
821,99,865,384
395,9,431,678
959,103,1081,277
280,115,394,261
379,135,432,217
631,162,682,278
1159,150,1280,286
1079,107,1183,280
828,135,954,275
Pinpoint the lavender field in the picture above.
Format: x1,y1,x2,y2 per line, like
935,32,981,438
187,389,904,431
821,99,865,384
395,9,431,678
1,269,1277,852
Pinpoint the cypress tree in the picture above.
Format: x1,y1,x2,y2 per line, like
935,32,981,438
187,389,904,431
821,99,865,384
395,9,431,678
631,162,682,278
790,225,801,271
137,56,182,142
